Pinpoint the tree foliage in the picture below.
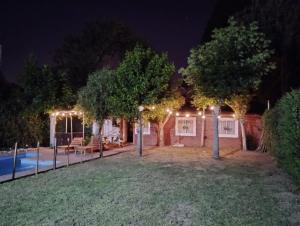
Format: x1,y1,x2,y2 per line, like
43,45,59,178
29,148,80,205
54,20,144,91
78,68,116,157
0,55,75,148
143,94,185,123
78,68,115,125
237,0,300,100
113,45,175,120
182,18,275,102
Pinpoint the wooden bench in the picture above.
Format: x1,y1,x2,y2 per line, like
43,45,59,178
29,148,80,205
57,137,83,154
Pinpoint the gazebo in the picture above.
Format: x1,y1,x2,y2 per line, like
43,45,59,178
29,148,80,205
49,110,85,147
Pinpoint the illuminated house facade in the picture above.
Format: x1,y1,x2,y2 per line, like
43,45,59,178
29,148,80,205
133,112,261,149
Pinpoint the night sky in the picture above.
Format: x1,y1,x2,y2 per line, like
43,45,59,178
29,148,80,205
0,0,216,82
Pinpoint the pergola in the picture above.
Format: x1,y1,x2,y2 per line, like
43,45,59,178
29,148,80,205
49,110,85,147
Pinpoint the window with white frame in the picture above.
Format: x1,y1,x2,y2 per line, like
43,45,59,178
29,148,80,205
218,118,239,138
175,117,196,136
135,121,151,135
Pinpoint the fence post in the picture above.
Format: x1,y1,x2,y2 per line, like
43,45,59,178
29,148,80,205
53,138,57,170
35,141,40,175
12,142,18,180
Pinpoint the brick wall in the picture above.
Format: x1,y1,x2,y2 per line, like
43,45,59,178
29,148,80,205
134,113,262,150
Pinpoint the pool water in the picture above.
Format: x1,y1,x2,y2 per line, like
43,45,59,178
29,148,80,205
0,152,57,176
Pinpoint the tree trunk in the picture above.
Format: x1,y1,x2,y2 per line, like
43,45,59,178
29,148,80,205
256,128,267,152
240,119,247,151
157,114,171,146
136,112,143,157
200,109,205,147
212,106,220,159
158,122,164,146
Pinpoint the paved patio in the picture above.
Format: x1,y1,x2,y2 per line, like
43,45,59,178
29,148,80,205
0,145,135,182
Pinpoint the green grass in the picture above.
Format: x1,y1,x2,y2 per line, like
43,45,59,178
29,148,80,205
0,148,300,226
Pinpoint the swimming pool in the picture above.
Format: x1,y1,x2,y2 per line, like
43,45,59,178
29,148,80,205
0,152,56,176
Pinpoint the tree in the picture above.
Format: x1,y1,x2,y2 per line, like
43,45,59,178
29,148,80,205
237,0,300,101
181,18,274,157
191,93,217,147
114,45,175,155
143,94,185,146
78,69,115,157
54,20,144,91
225,95,250,150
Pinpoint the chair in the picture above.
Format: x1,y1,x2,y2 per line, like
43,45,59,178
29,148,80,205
74,136,100,155
57,137,83,154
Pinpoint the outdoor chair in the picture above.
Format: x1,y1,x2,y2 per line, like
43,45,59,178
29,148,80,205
57,137,83,154
74,136,100,155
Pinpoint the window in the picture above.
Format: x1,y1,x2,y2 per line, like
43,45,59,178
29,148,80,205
218,118,239,138
175,117,196,136
135,121,151,135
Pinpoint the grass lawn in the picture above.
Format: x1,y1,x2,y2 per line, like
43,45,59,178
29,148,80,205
0,147,300,226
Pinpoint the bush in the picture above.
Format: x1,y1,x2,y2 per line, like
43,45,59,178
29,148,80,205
263,89,300,183
277,89,300,182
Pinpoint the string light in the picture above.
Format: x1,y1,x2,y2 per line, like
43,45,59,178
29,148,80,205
169,110,173,114
218,115,221,119
210,106,214,110
202,115,206,119
176,112,179,116
151,106,155,110
232,114,236,118
198,111,202,116
185,113,190,117
166,108,170,113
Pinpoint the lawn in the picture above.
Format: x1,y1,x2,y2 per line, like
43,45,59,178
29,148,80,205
0,147,300,226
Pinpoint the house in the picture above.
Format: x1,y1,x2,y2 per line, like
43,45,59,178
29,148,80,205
133,112,262,149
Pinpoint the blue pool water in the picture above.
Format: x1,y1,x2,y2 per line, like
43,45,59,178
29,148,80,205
0,152,56,176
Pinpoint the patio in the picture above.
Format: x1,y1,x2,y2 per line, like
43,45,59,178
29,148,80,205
0,145,134,183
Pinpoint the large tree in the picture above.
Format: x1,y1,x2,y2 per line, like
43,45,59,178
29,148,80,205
54,20,144,91
114,45,175,155
181,18,274,156
78,69,115,157
237,0,300,102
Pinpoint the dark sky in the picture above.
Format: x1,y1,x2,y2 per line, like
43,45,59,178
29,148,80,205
0,0,216,82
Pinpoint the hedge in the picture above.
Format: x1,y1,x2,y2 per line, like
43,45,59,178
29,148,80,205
263,89,300,183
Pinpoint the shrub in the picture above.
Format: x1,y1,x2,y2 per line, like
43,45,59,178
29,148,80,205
263,89,300,183
277,89,300,182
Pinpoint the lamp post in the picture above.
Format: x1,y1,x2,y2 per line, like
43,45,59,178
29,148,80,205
137,105,144,156
212,105,220,159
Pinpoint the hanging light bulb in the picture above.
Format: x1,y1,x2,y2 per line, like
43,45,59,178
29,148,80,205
232,114,235,118
176,112,179,116
218,115,221,119
185,113,190,117
151,106,155,110
202,115,206,119
166,108,170,113
198,111,202,116
210,106,214,110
